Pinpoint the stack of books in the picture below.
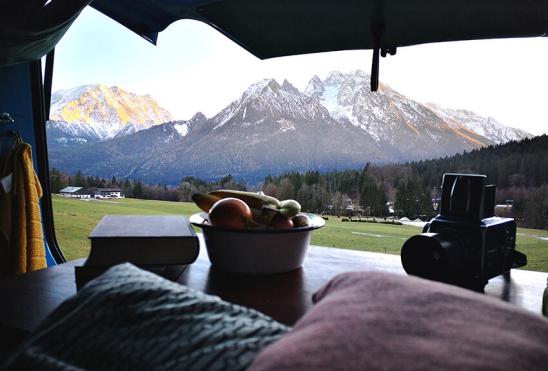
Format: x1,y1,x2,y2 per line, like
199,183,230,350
75,215,199,289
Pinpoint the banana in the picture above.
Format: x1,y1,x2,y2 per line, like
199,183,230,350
279,199,301,218
209,189,281,209
260,204,302,227
248,207,275,227
261,204,281,223
192,193,221,213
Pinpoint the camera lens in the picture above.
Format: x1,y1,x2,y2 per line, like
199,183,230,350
401,232,463,283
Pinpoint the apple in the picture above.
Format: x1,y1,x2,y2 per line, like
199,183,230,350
209,198,252,229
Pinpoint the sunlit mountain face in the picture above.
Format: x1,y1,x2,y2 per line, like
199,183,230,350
425,103,532,144
48,84,172,145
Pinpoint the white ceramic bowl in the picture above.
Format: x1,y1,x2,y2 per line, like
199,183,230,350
190,212,325,274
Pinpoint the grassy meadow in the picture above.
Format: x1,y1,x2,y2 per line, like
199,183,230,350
52,195,548,272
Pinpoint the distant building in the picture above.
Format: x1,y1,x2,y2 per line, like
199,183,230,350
345,199,354,213
495,199,514,217
59,187,91,199
495,204,513,210
95,187,124,198
345,199,364,216
495,204,513,217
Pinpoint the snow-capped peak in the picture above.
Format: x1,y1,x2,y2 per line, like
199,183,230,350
303,70,497,146
240,78,280,102
210,76,333,131
426,103,532,144
304,75,324,99
49,84,172,141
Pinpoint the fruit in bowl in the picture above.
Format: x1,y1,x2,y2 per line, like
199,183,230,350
192,190,308,229
208,198,253,230
190,190,325,274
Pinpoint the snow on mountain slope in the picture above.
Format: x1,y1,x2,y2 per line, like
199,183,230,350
49,84,172,142
304,70,492,155
425,103,532,144
207,78,333,132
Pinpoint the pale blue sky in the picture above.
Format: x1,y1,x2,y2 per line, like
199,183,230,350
53,7,548,135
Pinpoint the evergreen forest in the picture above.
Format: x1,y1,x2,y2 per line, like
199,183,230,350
50,135,548,229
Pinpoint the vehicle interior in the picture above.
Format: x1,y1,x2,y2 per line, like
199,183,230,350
1,1,548,369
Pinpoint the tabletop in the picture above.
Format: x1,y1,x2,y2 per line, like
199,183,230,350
1,244,546,359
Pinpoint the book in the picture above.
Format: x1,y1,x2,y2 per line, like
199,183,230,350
86,215,199,266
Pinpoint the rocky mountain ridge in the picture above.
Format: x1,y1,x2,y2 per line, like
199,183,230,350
425,103,532,144
48,84,172,145
48,71,532,183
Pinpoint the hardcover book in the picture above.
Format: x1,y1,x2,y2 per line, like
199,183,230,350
87,215,199,266
75,215,199,289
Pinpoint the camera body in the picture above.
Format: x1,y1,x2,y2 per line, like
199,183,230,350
401,173,527,289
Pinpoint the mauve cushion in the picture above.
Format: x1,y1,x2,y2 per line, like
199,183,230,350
249,271,548,371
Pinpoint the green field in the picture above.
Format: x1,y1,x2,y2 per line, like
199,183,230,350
52,195,548,272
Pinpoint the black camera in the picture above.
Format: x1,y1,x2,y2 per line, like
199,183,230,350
401,173,527,289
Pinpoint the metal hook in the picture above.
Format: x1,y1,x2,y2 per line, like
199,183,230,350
0,113,15,125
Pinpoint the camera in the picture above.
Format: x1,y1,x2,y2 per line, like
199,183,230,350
401,173,527,290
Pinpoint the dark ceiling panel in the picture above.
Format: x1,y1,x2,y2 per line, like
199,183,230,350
91,0,548,59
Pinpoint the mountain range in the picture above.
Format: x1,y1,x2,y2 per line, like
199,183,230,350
47,70,532,184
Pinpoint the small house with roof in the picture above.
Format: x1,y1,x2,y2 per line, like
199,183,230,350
59,187,91,199
95,187,124,198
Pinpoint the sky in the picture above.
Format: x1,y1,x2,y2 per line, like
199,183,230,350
53,7,548,135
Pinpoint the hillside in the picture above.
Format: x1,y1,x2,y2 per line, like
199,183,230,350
262,135,548,229
405,135,548,189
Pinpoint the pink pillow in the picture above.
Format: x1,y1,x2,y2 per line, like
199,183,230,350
250,271,548,371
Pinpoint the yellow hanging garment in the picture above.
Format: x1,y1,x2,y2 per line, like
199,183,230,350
0,139,46,275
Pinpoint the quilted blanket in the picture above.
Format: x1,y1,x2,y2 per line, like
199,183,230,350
3,263,289,370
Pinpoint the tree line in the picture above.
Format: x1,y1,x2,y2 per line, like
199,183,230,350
261,135,548,228
49,170,247,203
50,135,548,229
49,168,182,201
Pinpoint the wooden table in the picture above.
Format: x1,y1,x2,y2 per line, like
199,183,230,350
1,245,546,360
